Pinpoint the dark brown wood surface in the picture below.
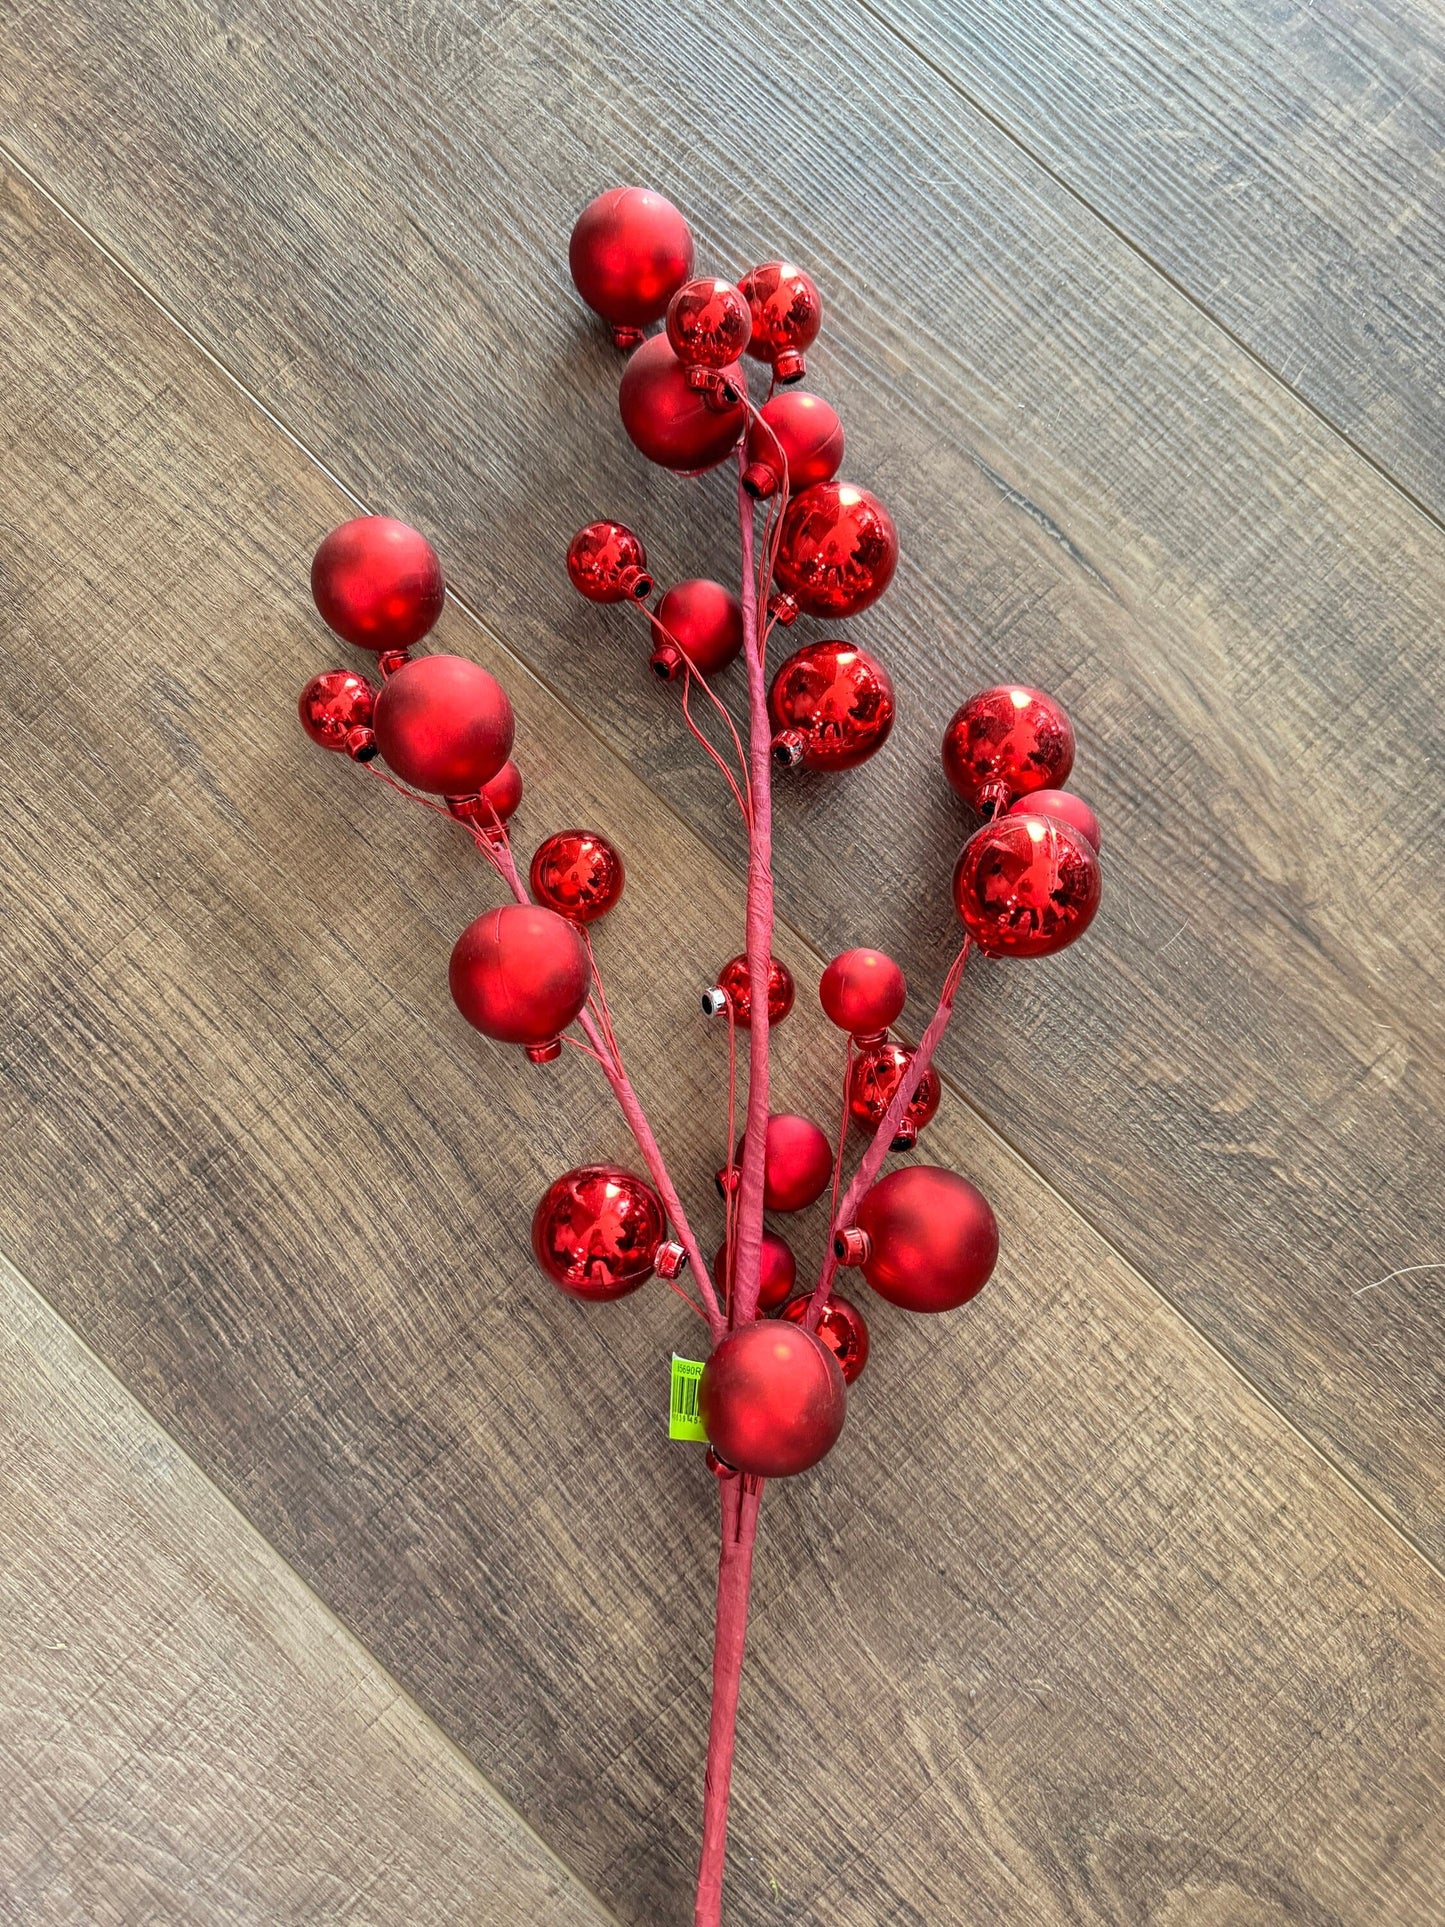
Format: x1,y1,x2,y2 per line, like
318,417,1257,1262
3,0,1443,1555
2,128,1444,1927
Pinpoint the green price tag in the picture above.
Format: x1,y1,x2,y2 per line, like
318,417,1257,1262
669,1355,708,1442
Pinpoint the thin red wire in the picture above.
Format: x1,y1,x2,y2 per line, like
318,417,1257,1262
829,1036,854,1229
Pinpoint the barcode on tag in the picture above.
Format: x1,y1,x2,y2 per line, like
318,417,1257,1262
669,1355,708,1442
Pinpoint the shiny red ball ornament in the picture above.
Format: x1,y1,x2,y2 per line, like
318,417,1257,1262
734,1114,833,1213
952,813,1102,958
738,261,822,384
1008,786,1101,853
372,653,514,796
819,948,907,1039
569,186,694,349
699,1322,846,1477
529,829,626,924
713,1230,797,1314
531,1165,666,1301
769,639,895,771
567,521,654,603
770,482,898,623
848,1040,941,1148
742,390,844,500
447,759,524,834
619,334,747,473
649,578,744,681
781,1292,869,1385
942,685,1076,814
714,954,795,1028
310,517,445,654
449,903,591,1050
665,276,752,383
298,669,378,761
849,1165,998,1313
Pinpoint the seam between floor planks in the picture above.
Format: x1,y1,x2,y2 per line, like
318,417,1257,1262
5,137,1440,1600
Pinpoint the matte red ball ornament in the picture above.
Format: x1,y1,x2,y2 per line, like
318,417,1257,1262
449,903,591,1048
848,1040,941,1148
819,948,906,1039
742,390,844,500
619,334,747,474
942,685,1075,814
781,1292,869,1385
310,517,445,654
734,1114,833,1213
649,578,744,681
849,1165,999,1313
699,1322,846,1477
531,1165,666,1300
569,187,694,349
952,814,1102,958
666,276,752,380
714,954,795,1028
738,262,822,384
1008,786,1100,853
567,521,654,603
372,653,514,796
769,639,895,771
529,829,626,924
713,1231,797,1314
447,758,523,833
298,669,378,761
770,482,898,623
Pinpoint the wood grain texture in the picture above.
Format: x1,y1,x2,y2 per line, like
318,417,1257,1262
3,0,1443,1548
0,1254,611,1926
2,155,1445,1925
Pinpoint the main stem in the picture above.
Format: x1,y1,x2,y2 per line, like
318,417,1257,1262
694,1473,763,1927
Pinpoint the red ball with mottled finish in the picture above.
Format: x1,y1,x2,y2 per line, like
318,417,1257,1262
298,669,377,759
449,903,591,1047
854,1165,998,1313
311,517,445,654
738,262,822,383
649,579,744,680
529,829,626,924
569,187,694,347
769,639,895,771
742,390,844,500
532,1166,665,1301
567,522,654,604
942,685,1075,813
771,482,898,620
619,334,747,474
715,954,795,1028
713,1230,797,1313
848,1040,941,1135
699,1322,846,1477
372,653,514,795
735,1114,833,1213
819,948,906,1037
782,1292,869,1385
666,276,752,370
1008,787,1100,853
952,814,1101,958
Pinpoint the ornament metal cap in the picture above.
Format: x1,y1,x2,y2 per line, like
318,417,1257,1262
619,565,654,600
655,1240,688,1279
766,591,799,625
833,1226,871,1266
771,730,806,769
524,1038,564,1064
851,1028,888,1048
889,1121,918,1152
772,348,806,383
706,1447,738,1481
715,1164,741,1199
610,323,646,350
345,726,379,761
701,987,729,1017
377,647,412,679
740,461,777,500
650,640,684,681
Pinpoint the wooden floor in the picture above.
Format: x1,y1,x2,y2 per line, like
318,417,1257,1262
1,1,1442,1920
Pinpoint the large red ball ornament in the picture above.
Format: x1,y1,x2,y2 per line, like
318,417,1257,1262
769,639,895,771
699,1322,846,1477
952,814,1102,958
567,521,654,603
713,1231,797,1313
849,1165,998,1313
649,578,744,681
619,334,747,474
781,1292,869,1385
372,654,514,796
819,948,906,1039
1008,786,1101,853
714,954,795,1028
848,1040,941,1148
449,903,591,1049
770,482,898,622
742,390,844,500
942,685,1075,813
569,186,694,348
666,276,752,375
311,517,445,654
734,1114,833,1213
738,262,822,384
298,669,378,760
529,829,626,924
532,1166,666,1300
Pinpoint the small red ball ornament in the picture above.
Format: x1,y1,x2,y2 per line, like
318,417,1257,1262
532,1165,666,1300
1008,786,1100,853
848,1040,941,1148
665,277,753,383
449,903,591,1049
447,759,524,834
567,521,654,603
952,814,1102,958
769,639,895,771
713,954,795,1028
310,517,445,654
699,1322,846,1477
732,1114,833,1213
742,390,845,500
770,482,898,623
819,948,906,1039
529,829,626,924
942,685,1075,814
781,1292,869,1385
298,669,378,761
713,1231,797,1313
569,187,694,349
619,334,747,474
372,653,514,796
649,579,744,681
847,1165,999,1313
738,262,822,384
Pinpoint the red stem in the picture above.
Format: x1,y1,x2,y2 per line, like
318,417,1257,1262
694,1473,763,1927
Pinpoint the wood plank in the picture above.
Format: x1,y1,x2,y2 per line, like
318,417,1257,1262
2,158,1445,1926
3,0,1443,1546
0,1254,611,1926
